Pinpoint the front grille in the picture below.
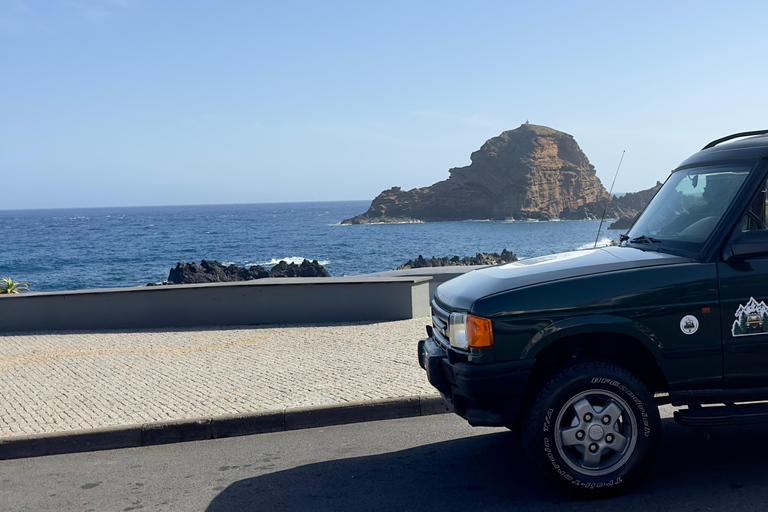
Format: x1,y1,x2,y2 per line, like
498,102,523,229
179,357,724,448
431,299,450,348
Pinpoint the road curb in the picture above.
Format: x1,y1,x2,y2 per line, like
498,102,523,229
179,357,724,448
0,394,451,460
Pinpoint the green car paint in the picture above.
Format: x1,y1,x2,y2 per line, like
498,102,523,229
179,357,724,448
418,130,768,497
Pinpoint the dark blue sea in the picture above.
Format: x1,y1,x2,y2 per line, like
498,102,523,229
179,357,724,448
0,201,616,293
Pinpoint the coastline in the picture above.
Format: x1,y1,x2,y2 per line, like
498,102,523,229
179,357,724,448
2,202,617,294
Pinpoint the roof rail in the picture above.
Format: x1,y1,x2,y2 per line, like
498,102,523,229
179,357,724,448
702,130,768,150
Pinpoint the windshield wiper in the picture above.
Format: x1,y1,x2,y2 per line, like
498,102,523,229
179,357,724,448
627,235,663,250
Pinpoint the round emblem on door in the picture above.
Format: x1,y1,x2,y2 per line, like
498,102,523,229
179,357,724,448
680,315,699,335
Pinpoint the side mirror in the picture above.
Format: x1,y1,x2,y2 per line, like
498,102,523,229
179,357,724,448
728,229,768,260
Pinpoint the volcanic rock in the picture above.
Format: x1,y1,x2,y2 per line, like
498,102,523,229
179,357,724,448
559,181,663,226
397,249,518,270
607,216,636,230
268,259,332,278
605,181,663,229
267,261,300,278
166,259,329,284
613,181,663,212
342,124,610,224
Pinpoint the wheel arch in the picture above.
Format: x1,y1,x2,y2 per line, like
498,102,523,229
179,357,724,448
522,317,669,397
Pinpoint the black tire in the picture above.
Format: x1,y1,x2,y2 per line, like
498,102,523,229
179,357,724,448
521,361,661,498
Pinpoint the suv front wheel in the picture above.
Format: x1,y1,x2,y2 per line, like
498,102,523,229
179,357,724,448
521,361,661,498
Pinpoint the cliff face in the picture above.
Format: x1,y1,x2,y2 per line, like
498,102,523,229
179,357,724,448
342,124,610,224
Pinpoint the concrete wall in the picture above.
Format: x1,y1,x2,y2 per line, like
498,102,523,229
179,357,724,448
361,265,489,301
0,276,431,333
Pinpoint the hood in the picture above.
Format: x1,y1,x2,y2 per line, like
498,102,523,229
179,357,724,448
434,246,692,311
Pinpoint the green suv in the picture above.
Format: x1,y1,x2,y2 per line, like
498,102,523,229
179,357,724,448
418,130,768,497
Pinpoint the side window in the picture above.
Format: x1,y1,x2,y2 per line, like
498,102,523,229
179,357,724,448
741,179,768,232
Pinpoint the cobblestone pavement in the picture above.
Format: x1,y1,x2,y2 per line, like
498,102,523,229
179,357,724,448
0,318,434,437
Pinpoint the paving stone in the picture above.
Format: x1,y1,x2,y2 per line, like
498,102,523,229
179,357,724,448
0,317,434,436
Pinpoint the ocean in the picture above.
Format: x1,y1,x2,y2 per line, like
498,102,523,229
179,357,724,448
0,201,616,293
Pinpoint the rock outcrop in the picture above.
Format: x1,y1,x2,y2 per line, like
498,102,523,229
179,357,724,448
606,182,663,229
397,249,518,270
165,259,330,285
557,181,663,225
607,216,635,230
267,259,332,278
342,124,610,224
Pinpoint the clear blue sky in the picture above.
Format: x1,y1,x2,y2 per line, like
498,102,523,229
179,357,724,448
2,0,768,210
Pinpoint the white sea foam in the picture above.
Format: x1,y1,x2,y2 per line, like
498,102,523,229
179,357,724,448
576,237,614,250
365,220,424,225
252,257,331,267
331,220,424,225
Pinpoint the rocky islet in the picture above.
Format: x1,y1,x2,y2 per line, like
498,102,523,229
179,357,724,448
342,123,660,225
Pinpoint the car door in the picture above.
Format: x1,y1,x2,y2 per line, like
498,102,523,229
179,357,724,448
719,177,768,388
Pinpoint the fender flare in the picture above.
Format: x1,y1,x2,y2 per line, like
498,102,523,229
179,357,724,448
520,314,663,363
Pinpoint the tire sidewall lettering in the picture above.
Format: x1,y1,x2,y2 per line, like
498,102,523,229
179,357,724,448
589,377,650,435
543,408,553,432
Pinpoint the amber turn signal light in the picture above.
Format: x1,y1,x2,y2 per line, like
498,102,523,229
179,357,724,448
467,315,494,347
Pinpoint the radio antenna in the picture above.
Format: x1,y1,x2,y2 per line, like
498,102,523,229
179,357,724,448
594,150,625,248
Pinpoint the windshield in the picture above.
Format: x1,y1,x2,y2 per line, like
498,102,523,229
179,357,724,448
624,164,753,255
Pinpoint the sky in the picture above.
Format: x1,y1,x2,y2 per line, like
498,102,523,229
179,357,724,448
2,0,768,210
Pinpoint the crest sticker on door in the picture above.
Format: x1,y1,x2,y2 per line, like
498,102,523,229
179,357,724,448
732,297,768,337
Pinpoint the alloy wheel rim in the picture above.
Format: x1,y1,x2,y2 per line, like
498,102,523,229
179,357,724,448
554,389,638,477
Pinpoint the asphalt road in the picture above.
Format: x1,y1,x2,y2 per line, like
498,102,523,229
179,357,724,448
2,413,767,511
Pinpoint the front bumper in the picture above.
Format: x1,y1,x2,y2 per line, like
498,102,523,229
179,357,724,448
418,337,535,427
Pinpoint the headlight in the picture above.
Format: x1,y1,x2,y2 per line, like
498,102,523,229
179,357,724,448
449,312,468,349
449,313,494,349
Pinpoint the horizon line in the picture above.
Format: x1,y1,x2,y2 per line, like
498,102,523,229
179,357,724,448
0,198,374,213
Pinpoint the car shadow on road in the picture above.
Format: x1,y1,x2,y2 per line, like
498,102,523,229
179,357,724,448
206,418,768,511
